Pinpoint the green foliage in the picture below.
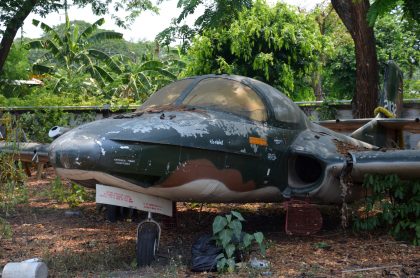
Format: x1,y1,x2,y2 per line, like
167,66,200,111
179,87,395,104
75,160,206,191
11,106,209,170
0,43,32,98
156,21,196,54
27,16,123,91
109,54,180,102
50,177,90,208
177,0,252,30
367,0,420,26
14,109,96,143
0,114,28,239
18,110,71,143
13,19,185,107
313,241,331,250
1,43,30,80
353,174,420,245
0,217,13,239
0,0,159,72
184,0,322,100
310,3,356,100
322,7,418,100
0,114,28,213
1,85,100,107
27,21,156,65
212,211,266,273
374,10,419,97
323,43,356,99
316,99,337,120
157,0,252,52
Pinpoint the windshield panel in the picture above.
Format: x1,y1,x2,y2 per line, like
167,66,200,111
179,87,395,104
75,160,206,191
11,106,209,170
139,79,193,110
182,78,267,122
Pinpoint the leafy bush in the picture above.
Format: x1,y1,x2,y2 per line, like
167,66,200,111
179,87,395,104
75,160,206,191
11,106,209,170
0,114,28,213
50,177,91,208
18,109,71,143
183,1,322,100
0,217,13,239
0,114,28,238
212,211,266,273
16,109,97,143
353,174,420,245
0,43,31,99
316,99,337,120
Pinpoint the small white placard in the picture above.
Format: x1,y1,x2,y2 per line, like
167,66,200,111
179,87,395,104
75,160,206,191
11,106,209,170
96,184,172,217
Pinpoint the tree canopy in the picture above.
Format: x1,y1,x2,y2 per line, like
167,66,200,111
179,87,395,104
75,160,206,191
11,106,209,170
1,0,418,112
367,0,420,26
184,0,322,100
0,0,160,75
156,0,251,52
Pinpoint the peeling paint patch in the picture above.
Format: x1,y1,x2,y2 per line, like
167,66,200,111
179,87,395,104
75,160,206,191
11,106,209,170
95,140,106,156
210,120,268,138
172,123,209,138
75,157,81,166
250,144,259,153
117,113,210,138
267,153,277,161
274,139,284,145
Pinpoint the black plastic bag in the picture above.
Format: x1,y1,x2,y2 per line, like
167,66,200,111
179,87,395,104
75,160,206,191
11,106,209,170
191,234,222,272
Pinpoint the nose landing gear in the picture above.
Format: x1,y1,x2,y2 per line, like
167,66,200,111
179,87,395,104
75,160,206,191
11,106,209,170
136,212,161,266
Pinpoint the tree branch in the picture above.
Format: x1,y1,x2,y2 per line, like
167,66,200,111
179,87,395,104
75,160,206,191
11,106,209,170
0,0,38,74
331,0,355,35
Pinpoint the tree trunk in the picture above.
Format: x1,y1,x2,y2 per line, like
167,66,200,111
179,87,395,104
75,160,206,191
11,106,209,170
0,0,37,75
331,0,379,118
312,71,324,101
312,5,333,102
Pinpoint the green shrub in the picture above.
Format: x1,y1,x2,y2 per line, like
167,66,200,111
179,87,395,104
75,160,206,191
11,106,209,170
0,114,28,238
353,174,420,245
18,109,71,143
50,177,91,208
17,109,97,143
0,217,13,239
316,99,337,120
212,211,266,273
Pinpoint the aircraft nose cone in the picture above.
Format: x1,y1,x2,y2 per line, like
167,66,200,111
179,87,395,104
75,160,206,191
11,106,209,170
49,129,101,170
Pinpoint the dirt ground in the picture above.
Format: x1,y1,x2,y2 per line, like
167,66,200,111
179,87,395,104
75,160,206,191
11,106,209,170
0,168,419,277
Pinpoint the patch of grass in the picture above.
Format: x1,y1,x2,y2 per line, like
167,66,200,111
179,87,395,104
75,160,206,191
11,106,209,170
313,241,331,250
43,241,136,276
158,256,184,278
299,262,324,277
0,113,28,239
0,217,13,239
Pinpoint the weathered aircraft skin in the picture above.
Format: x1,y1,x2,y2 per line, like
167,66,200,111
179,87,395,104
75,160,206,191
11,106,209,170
47,74,420,204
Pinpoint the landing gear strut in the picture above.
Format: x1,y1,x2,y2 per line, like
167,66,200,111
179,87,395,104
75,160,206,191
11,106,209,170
136,212,161,267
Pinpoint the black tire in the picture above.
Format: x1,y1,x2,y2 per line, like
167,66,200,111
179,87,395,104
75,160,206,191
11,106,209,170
136,222,158,267
106,204,118,222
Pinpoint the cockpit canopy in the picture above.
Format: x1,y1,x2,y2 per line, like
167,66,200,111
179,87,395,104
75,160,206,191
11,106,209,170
139,75,307,127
